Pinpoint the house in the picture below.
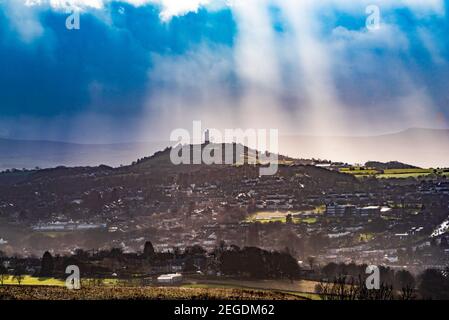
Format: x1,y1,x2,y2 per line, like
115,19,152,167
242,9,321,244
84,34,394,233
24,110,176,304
326,204,356,215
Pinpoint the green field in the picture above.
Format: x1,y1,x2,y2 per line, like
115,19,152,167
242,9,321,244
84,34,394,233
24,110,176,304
377,172,431,179
1,276,121,287
245,210,318,224
358,233,375,243
339,167,448,179
2,275,65,286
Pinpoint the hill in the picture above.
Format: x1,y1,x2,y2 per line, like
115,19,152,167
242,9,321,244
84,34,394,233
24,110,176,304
364,161,419,170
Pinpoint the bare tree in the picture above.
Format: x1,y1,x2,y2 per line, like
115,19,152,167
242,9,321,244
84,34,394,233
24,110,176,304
12,265,25,285
307,256,315,270
399,285,416,300
0,264,8,285
316,275,396,300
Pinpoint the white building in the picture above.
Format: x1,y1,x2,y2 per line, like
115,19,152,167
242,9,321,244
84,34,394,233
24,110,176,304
157,273,183,285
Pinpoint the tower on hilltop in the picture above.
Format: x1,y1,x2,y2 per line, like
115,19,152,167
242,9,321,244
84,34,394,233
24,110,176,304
204,129,210,144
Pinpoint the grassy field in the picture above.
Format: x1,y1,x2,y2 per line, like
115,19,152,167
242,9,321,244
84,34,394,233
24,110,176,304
377,172,431,179
245,209,320,224
0,285,306,300
2,275,65,286
1,276,122,287
339,167,448,179
358,233,375,243
245,217,317,224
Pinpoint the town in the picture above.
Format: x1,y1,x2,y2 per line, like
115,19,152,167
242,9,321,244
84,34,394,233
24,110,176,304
0,141,448,279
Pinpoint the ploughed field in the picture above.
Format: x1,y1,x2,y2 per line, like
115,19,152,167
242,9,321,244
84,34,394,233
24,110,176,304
0,285,305,300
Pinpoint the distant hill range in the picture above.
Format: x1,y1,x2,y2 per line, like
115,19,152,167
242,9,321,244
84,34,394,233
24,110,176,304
0,128,448,170
0,139,169,171
281,128,449,168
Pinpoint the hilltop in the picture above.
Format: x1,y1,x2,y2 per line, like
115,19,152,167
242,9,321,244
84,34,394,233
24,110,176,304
364,161,419,170
129,142,300,171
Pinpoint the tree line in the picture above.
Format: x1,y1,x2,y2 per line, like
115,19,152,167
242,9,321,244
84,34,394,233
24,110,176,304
317,262,449,300
0,241,300,283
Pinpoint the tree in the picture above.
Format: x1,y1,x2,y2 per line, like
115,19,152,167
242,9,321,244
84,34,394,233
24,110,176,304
0,264,7,285
13,265,26,285
394,270,415,290
307,256,316,270
418,269,449,299
184,245,206,256
108,247,123,258
322,262,338,279
242,247,267,278
143,241,155,258
40,251,54,277
279,252,300,280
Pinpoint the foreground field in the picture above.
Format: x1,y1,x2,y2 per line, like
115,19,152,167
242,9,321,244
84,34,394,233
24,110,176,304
0,276,318,300
183,278,320,300
0,285,306,300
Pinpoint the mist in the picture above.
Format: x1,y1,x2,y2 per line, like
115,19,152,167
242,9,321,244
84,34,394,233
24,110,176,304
1,0,449,166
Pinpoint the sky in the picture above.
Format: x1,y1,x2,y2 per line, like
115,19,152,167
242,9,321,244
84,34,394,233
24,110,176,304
0,0,448,144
